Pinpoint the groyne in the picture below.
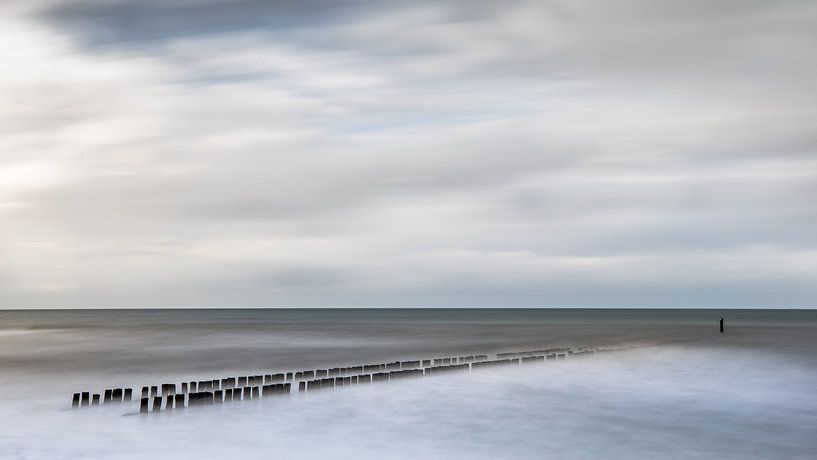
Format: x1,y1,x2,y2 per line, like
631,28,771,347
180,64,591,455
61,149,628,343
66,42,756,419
70,346,607,414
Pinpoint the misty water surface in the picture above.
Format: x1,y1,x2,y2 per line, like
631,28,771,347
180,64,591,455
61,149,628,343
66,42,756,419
1,309,815,459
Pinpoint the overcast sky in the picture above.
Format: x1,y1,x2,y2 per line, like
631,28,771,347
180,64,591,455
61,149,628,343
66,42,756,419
1,0,815,308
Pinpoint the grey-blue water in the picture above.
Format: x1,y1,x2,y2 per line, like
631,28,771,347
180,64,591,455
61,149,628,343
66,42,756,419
1,309,816,459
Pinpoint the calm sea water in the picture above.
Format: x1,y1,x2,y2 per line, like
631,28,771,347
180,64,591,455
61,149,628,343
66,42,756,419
1,308,816,459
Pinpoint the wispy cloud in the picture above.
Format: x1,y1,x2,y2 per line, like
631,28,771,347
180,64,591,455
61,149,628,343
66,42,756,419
1,0,815,307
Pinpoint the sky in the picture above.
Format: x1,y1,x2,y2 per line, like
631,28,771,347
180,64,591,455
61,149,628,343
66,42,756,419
1,0,815,308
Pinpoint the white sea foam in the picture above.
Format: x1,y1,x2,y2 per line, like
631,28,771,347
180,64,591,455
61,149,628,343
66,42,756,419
1,345,816,459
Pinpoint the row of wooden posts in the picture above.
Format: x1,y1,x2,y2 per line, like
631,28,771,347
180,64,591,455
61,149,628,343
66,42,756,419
71,347,597,413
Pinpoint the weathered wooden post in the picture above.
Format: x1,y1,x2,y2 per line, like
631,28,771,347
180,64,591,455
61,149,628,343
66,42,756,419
139,397,149,414
72,393,80,408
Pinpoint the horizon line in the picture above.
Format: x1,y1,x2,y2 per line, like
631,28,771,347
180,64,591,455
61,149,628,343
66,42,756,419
1,306,815,311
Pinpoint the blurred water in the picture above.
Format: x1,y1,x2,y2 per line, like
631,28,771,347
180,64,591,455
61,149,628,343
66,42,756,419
1,309,816,459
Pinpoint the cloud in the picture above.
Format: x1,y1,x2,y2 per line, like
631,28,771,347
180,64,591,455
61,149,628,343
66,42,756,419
0,0,815,307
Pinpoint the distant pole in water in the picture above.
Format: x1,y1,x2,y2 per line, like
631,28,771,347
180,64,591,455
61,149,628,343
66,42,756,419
720,317,724,333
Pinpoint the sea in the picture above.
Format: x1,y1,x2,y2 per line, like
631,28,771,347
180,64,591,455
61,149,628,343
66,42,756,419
0,308,815,459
